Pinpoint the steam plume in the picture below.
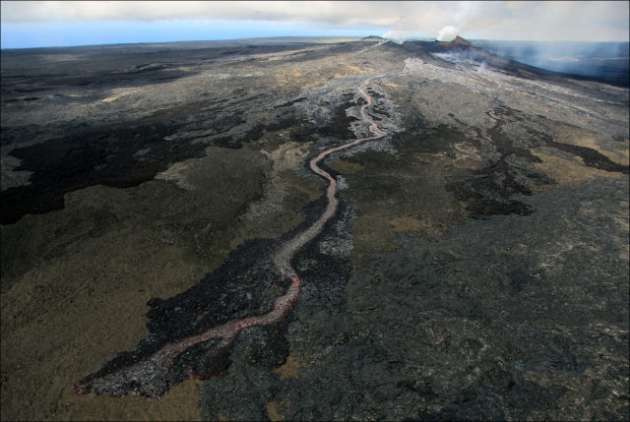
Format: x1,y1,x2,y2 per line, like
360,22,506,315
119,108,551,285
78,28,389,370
437,25,459,42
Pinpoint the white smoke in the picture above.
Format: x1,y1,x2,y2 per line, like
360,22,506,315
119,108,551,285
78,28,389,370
437,25,458,42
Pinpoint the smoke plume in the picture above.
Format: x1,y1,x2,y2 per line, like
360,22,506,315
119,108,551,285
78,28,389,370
437,26,458,42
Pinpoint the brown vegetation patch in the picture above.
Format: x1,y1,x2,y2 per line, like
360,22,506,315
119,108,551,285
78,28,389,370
552,128,629,168
452,142,483,169
0,146,274,420
330,159,365,174
531,147,622,187
353,211,399,254
389,216,423,232
0,216,206,420
266,400,286,421
389,215,449,239
273,354,302,380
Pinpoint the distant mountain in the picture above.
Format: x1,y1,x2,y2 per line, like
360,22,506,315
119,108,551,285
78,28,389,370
362,35,385,41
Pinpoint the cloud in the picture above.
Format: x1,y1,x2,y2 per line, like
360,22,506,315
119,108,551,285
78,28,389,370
1,1,628,42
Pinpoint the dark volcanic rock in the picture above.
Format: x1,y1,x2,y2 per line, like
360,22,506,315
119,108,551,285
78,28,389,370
1,37,627,421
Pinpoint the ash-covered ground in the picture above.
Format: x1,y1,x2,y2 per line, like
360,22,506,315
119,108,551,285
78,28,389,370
1,37,628,421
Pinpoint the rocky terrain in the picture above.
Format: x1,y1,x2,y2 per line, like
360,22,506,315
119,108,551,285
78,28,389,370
1,37,628,420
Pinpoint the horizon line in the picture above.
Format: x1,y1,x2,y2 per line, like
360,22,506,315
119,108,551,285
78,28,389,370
2,35,628,52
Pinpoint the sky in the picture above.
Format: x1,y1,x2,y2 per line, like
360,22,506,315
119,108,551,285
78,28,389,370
1,1,629,49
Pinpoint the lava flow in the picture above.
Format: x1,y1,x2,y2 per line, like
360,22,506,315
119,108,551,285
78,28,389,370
75,77,386,397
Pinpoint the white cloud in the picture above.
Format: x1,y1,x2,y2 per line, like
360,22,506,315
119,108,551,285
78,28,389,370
1,1,628,42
